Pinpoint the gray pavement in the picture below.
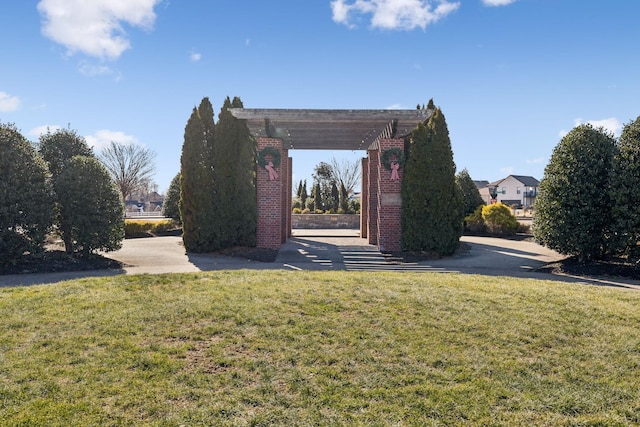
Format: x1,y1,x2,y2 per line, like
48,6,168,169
1,230,639,290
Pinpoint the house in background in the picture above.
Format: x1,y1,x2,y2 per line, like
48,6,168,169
476,175,540,208
474,180,490,204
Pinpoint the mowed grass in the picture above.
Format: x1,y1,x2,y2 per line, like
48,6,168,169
1,271,639,426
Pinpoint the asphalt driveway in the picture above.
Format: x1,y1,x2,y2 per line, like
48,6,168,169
1,231,639,290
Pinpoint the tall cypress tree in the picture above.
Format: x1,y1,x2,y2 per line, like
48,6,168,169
401,106,463,255
180,98,217,252
213,96,256,248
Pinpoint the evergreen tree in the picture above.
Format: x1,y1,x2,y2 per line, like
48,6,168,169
0,122,54,262
301,180,308,208
180,99,217,252
214,96,256,248
339,182,349,213
533,124,616,261
401,106,463,255
162,172,181,223
611,116,640,257
330,182,340,212
39,128,100,253
38,128,93,179
456,168,484,216
56,156,124,254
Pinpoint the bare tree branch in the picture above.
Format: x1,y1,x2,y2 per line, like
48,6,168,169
99,141,156,202
329,156,360,195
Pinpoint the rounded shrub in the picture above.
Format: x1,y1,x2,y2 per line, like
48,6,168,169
482,203,519,235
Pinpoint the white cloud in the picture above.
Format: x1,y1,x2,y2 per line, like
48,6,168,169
85,129,139,151
500,166,514,176
0,91,21,112
559,117,623,139
28,125,61,138
526,157,545,165
78,61,118,78
482,0,517,6
386,103,404,109
331,0,461,30
37,0,161,60
586,117,622,137
190,51,202,62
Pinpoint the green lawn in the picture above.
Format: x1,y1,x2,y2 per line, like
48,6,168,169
1,271,639,426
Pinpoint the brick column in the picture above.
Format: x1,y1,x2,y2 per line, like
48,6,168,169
280,152,290,243
360,157,369,239
286,156,293,239
256,137,285,250
367,148,379,245
376,138,404,252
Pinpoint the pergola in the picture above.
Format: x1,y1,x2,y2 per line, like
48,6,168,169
229,108,429,150
229,108,432,251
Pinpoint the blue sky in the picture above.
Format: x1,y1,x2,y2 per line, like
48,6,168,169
1,0,639,194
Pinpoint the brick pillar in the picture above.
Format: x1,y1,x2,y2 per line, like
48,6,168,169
287,156,293,239
280,153,290,243
360,157,369,239
376,138,404,252
367,148,379,245
256,138,285,250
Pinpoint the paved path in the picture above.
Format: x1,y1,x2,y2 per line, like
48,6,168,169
1,231,639,290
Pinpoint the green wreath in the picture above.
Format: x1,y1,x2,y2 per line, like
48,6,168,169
381,147,405,171
257,146,282,169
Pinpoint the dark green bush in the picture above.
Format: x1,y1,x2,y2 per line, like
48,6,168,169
464,206,486,233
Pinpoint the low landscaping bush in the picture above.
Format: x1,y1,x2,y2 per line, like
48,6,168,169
482,203,519,235
124,219,179,238
464,205,485,233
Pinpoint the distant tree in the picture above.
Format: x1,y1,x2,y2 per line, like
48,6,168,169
533,124,616,262
162,172,181,223
329,156,360,197
213,96,256,248
0,123,54,262
312,162,335,210
180,98,217,252
99,141,156,203
610,116,640,256
339,182,349,212
55,156,124,254
330,182,340,212
38,128,93,179
456,168,485,216
310,182,322,211
401,106,463,255
300,179,308,208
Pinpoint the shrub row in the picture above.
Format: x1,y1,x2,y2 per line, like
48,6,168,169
292,208,359,214
124,219,179,238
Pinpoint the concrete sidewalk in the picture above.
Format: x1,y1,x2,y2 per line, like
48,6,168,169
1,231,639,290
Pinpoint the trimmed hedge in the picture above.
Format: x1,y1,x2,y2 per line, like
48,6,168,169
124,220,179,238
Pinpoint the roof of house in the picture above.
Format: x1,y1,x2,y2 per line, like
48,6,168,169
489,175,540,187
473,180,489,189
510,175,540,187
